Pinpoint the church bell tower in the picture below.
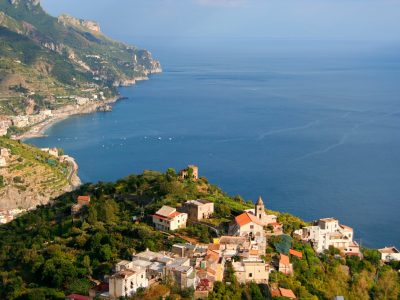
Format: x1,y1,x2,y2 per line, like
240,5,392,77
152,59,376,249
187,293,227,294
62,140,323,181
255,196,265,222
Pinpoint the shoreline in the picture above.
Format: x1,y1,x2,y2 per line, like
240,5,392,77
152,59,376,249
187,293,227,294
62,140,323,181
18,95,122,141
16,70,162,141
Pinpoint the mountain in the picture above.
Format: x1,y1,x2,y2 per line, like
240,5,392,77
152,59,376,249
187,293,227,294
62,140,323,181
0,0,161,116
0,137,80,211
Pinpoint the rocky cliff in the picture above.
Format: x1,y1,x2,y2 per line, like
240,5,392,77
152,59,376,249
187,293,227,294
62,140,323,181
0,0,161,116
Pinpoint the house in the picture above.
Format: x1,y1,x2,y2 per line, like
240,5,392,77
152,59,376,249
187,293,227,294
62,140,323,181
378,246,400,262
228,211,264,238
271,288,296,299
180,165,199,180
77,196,91,206
152,205,187,231
179,199,214,221
71,196,91,215
109,263,148,299
279,254,293,275
232,259,269,284
131,249,196,288
294,218,355,253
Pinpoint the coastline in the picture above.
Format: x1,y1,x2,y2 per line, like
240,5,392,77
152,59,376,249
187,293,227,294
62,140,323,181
16,70,162,141
18,95,122,141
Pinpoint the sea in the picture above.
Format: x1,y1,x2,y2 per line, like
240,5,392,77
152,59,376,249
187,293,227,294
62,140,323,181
27,38,400,248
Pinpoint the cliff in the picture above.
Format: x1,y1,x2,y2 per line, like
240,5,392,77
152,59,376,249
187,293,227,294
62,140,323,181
0,0,161,116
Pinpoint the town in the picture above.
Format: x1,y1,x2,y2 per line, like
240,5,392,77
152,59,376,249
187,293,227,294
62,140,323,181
63,166,400,300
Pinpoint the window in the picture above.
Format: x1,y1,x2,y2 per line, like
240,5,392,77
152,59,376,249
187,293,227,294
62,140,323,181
250,225,254,229
249,273,253,278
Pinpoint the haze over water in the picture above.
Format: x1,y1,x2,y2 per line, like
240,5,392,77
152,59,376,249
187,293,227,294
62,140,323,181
28,38,400,248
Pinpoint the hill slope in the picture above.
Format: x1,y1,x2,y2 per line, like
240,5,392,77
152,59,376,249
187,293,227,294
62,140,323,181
0,169,398,299
0,0,161,116
0,137,80,211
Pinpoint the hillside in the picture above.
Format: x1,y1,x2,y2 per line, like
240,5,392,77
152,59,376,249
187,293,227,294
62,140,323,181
0,169,398,299
0,137,80,211
0,0,161,116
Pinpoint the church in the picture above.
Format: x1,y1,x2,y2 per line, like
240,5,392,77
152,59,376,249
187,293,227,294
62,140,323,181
228,197,278,238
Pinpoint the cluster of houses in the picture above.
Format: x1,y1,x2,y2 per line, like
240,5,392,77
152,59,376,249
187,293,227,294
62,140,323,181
85,196,302,299
34,166,400,299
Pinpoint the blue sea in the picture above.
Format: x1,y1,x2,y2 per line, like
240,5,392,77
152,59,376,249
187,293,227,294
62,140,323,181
27,38,400,248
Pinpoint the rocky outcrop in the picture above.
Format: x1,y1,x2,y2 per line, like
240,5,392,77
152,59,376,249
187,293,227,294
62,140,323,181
58,14,101,32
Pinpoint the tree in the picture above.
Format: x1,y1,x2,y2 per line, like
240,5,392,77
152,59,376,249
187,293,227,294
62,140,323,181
374,268,399,300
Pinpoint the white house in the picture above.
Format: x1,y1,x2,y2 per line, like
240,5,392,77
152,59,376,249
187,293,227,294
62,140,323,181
228,211,264,238
152,206,188,231
294,218,355,253
109,261,148,299
378,246,400,262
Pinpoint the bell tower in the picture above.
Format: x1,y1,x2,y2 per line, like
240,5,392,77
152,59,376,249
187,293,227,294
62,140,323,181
255,196,265,222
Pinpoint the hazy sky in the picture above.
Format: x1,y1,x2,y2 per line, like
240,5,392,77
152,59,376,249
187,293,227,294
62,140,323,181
41,0,400,42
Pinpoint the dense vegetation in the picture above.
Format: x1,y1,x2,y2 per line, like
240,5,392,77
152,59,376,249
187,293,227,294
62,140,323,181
0,168,399,299
0,0,160,115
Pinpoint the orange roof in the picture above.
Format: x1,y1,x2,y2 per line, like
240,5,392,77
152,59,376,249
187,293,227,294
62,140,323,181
235,212,263,226
169,211,183,218
279,288,296,299
235,213,252,226
289,249,303,259
77,196,90,202
271,290,281,297
280,254,290,265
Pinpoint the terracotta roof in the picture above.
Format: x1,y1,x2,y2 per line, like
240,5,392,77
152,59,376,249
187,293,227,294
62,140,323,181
280,254,290,265
289,249,303,259
279,288,296,299
271,289,281,297
235,212,263,226
77,196,90,202
170,211,183,218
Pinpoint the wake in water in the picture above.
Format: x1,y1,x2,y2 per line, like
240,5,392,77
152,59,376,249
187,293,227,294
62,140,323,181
290,110,400,163
257,120,321,140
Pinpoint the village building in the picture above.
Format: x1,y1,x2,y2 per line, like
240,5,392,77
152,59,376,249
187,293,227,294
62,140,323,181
232,259,270,284
294,218,357,254
244,196,278,226
71,196,91,215
180,165,199,180
0,147,11,158
378,246,400,262
108,260,148,299
278,254,293,275
152,205,187,231
179,199,214,221
41,147,59,157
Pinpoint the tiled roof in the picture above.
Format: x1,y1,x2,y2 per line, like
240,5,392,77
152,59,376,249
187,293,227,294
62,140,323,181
77,196,90,202
289,249,303,259
156,205,176,217
279,288,296,299
235,212,263,226
280,254,290,265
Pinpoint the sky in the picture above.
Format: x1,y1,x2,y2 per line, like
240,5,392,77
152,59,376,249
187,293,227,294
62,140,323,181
40,0,400,43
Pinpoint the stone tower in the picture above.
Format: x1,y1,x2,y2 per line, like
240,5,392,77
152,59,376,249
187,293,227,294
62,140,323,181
255,196,265,222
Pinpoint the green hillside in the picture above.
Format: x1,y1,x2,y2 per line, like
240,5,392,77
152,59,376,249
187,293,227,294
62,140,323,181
0,137,79,210
0,0,161,115
0,168,398,299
